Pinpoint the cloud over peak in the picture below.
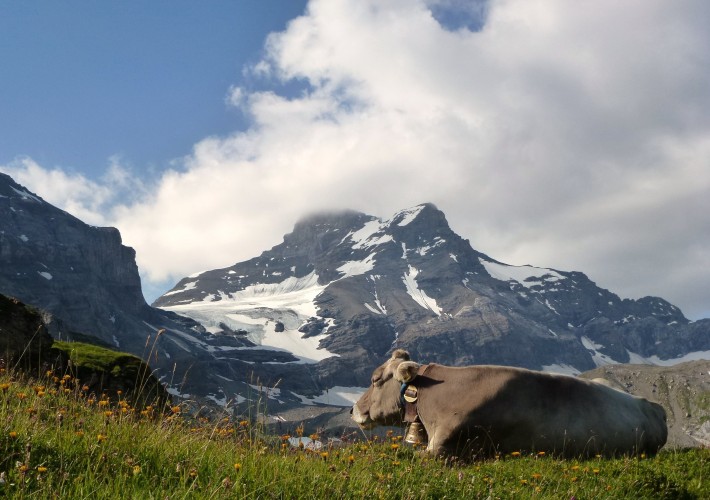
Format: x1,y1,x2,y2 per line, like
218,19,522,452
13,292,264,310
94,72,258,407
3,0,709,318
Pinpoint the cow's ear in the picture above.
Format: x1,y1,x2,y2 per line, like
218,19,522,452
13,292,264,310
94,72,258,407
395,361,420,383
391,349,410,361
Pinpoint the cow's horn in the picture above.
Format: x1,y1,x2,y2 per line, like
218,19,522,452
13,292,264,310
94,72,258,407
391,349,410,361
395,361,420,383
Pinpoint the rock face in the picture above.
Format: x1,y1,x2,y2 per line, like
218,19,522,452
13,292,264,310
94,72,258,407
580,361,710,448
0,173,241,399
0,293,55,372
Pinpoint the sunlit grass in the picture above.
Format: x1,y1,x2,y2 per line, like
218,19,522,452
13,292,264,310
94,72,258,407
0,365,708,498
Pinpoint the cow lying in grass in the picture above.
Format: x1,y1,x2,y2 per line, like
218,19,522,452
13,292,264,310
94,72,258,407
352,350,667,460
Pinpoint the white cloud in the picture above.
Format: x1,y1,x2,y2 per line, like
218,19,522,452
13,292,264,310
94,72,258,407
4,0,710,318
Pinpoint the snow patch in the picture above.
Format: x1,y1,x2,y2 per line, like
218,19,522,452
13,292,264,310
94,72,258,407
163,280,198,296
394,205,425,226
295,386,366,407
581,336,619,366
11,187,43,203
402,265,442,315
337,253,376,279
541,364,581,376
206,394,227,407
38,271,52,280
479,258,565,288
631,350,710,366
19,234,29,242
348,220,393,250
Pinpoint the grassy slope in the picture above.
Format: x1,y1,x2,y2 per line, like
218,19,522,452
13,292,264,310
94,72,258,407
0,367,708,499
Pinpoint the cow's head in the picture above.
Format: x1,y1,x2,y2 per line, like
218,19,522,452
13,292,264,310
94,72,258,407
351,349,421,429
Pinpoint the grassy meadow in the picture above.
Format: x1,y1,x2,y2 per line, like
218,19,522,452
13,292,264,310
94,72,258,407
1,364,708,499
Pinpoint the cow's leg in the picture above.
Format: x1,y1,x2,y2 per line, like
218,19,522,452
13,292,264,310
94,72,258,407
425,431,448,458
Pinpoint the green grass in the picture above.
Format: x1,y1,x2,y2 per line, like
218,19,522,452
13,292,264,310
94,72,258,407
51,341,143,376
1,367,708,499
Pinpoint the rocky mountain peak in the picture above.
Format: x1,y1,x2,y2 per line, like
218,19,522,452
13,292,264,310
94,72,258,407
1,172,707,426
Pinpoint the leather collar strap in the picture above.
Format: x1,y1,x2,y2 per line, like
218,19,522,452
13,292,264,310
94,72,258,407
400,364,430,423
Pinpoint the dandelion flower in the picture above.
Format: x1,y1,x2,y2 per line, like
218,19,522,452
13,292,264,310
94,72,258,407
37,466,47,473
97,434,107,442
234,463,242,472
132,465,141,475
537,451,546,457
8,431,17,438
510,451,521,457
391,444,400,451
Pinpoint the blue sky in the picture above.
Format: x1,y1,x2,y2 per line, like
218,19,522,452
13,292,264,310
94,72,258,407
1,0,709,320
0,1,308,178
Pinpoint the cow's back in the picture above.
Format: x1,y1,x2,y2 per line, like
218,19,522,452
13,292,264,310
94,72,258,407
415,365,667,458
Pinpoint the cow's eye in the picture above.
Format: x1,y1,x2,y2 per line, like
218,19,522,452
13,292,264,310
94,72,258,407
371,377,382,387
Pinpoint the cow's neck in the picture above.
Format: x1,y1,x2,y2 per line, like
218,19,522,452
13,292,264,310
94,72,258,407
400,364,431,423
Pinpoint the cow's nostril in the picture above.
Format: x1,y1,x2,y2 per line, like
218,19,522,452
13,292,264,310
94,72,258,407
349,407,353,415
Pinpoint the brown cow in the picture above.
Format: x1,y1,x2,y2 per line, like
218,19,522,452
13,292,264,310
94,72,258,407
352,350,667,459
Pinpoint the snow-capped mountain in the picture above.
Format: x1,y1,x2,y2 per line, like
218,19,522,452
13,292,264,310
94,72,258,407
155,202,710,407
2,169,708,416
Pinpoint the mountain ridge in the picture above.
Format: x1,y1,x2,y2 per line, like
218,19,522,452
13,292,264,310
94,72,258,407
156,202,709,397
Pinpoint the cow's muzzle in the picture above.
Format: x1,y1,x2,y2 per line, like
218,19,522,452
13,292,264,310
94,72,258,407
351,404,375,429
